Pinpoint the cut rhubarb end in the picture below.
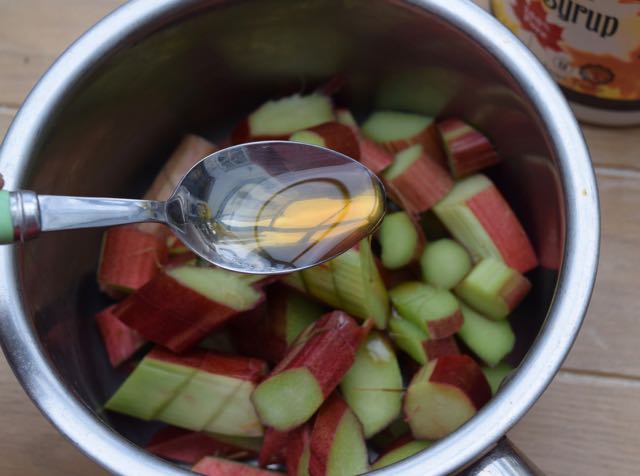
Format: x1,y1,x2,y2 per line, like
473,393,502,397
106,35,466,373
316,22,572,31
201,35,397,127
455,258,531,320
251,367,324,431
253,311,366,431
340,331,403,438
372,439,431,470
388,313,428,365
420,238,472,290
117,266,264,353
105,351,200,420
384,145,454,215
95,304,146,367
457,303,515,367
97,225,169,298
309,394,369,476
434,174,538,273
233,93,335,143
404,355,491,440
482,362,514,395
379,211,420,270
146,427,257,464
158,352,267,436
359,138,395,173
437,118,500,178
192,456,282,476
143,134,218,202
389,282,462,338
335,108,357,127
423,336,460,361
290,122,360,160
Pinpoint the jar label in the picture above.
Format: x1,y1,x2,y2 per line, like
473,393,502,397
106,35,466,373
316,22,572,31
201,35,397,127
492,0,640,103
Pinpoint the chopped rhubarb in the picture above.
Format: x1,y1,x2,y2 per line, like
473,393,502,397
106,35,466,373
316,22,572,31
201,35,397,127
361,111,445,165
95,304,146,367
383,144,454,215
258,427,289,467
433,174,538,273
309,394,369,476
437,118,500,178
372,438,431,470
455,258,531,320
192,456,283,475
482,362,514,395
286,423,312,476
232,93,335,143
146,426,258,463
423,336,460,362
97,225,169,298
389,282,463,339
157,351,267,436
289,122,360,160
457,303,515,367
378,211,423,270
251,311,366,431
420,238,472,290
388,312,429,365
116,266,264,353
404,355,491,439
340,331,403,437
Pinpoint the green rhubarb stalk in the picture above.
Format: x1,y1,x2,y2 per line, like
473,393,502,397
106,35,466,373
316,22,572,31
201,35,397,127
420,239,472,290
457,303,515,367
379,211,420,270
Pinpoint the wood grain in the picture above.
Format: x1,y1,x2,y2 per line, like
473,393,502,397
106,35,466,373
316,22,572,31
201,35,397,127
509,370,640,476
0,0,125,106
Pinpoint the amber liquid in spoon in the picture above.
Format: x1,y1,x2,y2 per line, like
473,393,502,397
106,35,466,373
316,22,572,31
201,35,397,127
175,143,385,273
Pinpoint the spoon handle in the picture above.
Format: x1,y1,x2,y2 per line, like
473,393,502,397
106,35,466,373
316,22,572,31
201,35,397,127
0,190,167,244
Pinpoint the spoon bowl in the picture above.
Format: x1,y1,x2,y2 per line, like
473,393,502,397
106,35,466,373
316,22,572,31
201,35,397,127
0,141,386,274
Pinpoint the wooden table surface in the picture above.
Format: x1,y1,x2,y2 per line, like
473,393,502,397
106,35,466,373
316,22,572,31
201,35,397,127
0,1,639,475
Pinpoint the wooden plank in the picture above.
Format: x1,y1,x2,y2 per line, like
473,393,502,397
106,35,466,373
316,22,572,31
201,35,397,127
0,0,125,107
509,370,640,476
584,126,640,170
0,107,15,141
563,169,640,378
0,355,108,475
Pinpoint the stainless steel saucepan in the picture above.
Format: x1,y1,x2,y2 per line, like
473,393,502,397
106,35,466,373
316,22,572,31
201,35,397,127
0,1,599,474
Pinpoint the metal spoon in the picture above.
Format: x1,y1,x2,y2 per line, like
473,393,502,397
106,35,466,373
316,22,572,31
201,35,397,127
0,141,386,274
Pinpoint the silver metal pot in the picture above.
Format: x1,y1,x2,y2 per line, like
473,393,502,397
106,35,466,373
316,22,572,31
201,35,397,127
0,1,599,475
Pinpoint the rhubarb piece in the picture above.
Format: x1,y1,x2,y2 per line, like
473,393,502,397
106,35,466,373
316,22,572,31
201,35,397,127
146,427,258,463
433,174,538,273
309,394,369,476
157,351,267,436
116,265,264,353
286,423,312,476
298,239,390,329
383,144,454,215
379,212,421,270
105,347,203,420
232,288,324,364
289,122,360,160
404,355,491,439
97,225,169,298
95,304,146,367
482,362,514,394
372,439,431,470
144,134,218,202
361,111,445,165
251,311,366,431
437,118,500,178
389,282,462,339
457,303,515,367
340,331,403,437
258,427,289,467
232,93,335,143
388,312,428,365
388,313,459,365
192,457,283,475
420,238,472,290
455,258,531,320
